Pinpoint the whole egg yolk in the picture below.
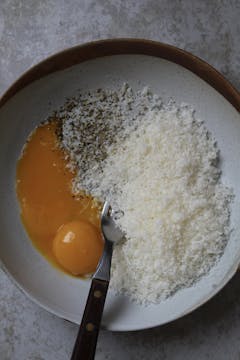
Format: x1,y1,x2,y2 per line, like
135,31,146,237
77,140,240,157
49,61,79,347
16,121,104,276
53,220,103,275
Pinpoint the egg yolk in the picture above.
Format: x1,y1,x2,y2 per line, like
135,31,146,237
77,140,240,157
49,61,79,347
53,220,103,275
16,121,104,276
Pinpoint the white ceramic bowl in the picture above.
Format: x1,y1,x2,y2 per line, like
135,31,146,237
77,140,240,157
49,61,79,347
0,39,240,331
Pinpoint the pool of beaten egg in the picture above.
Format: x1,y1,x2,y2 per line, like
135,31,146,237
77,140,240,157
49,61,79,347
16,121,104,277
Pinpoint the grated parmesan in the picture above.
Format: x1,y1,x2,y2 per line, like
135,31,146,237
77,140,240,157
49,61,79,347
59,85,233,304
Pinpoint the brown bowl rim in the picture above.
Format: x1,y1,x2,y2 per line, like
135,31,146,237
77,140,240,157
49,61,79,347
0,38,240,111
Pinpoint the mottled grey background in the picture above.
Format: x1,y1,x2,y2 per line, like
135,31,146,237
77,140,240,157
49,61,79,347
1,1,240,359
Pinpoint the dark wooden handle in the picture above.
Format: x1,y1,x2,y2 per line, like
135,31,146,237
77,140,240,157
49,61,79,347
71,278,109,360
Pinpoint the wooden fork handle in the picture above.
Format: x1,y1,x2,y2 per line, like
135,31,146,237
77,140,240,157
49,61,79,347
71,278,109,360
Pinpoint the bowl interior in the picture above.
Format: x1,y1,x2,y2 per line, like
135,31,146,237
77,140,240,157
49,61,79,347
0,54,240,331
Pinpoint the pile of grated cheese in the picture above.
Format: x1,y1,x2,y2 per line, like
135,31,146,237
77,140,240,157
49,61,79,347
59,85,233,304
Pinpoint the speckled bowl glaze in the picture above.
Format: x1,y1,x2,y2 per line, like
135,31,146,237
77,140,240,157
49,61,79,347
0,39,240,331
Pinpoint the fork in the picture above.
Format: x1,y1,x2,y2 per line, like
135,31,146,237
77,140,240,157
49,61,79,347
71,201,124,360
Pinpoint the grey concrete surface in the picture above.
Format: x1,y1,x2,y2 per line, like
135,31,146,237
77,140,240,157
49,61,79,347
1,1,240,359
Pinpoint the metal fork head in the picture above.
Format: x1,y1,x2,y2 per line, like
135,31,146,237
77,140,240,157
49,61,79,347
101,201,124,244
93,202,124,281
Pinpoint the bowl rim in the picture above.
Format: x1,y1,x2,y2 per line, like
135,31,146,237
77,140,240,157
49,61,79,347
0,38,240,331
0,38,240,111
